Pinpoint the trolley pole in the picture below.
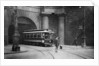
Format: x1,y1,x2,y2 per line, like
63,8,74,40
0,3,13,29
79,6,86,48
12,6,20,51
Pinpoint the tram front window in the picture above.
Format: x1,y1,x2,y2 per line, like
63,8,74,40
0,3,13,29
44,33,50,39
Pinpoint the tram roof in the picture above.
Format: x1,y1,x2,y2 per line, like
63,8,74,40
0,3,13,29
23,29,54,34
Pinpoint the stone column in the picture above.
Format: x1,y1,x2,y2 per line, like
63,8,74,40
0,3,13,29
58,15,65,45
4,8,9,45
42,15,49,30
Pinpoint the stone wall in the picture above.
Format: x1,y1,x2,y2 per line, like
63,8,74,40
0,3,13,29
4,8,12,45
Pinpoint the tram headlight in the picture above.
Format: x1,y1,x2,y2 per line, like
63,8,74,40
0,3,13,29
42,40,44,43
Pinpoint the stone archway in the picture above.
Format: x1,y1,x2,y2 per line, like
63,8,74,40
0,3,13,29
18,16,37,44
8,16,37,44
18,16,37,32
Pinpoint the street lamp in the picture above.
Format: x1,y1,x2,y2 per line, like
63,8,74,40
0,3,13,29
83,7,86,47
12,6,20,51
79,6,86,47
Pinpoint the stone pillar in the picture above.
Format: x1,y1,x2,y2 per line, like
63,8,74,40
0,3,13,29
4,8,9,45
58,15,65,45
42,15,49,30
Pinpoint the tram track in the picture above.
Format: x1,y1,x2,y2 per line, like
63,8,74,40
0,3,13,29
24,46,55,59
5,45,93,59
32,49,55,59
24,46,45,55
16,45,89,59
45,50,55,59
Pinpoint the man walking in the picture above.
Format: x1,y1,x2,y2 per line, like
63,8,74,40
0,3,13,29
55,37,60,53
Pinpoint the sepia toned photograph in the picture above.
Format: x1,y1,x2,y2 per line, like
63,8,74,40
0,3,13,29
4,6,94,59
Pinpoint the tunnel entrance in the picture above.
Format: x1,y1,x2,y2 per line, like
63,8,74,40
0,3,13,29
8,16,37,44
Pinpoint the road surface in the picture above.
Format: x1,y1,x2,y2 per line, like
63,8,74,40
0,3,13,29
4,45,94,59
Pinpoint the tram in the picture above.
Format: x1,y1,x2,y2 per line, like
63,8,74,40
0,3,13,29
22,29,54,47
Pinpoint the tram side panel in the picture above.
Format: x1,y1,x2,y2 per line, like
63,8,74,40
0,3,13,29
22,32,53,46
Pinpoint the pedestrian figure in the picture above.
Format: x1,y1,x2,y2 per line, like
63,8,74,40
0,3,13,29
55,37,60,53
60,45,62,49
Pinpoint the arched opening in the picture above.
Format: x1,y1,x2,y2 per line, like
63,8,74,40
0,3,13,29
8,16,37,44
18,16,37,32
18,16,37,44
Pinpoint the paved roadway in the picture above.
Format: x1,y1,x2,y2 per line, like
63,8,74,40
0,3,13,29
4,45,94,59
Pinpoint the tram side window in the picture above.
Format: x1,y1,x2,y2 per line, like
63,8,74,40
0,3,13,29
30,34,32,39
25,34,27,39
34,34,36,38
36,34,38,38
28,34,30,39
36,34,39,38
29,34,31,39
38,33,41,38
27,34,29,39
32,34,34,38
